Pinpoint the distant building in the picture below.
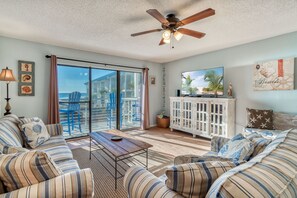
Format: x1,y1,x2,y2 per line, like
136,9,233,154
85,72,142,107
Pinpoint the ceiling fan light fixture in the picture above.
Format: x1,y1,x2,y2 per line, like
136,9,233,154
163,37,171,44
162,29,171,40
174,31,183,41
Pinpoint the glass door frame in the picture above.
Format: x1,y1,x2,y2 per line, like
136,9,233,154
58,64,142,137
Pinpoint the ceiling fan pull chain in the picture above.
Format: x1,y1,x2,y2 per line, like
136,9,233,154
171,34,175,49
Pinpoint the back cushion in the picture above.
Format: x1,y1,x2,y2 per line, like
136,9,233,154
0,114,22,147
166,161,237,198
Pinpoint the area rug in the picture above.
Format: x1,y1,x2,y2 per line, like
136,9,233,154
72,145,174,198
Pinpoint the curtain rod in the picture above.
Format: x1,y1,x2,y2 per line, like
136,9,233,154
45,55,148,70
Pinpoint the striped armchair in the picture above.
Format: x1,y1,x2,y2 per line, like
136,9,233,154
124,129,297,198
0,114,94,197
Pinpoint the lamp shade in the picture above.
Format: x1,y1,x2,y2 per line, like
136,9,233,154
0,67,16,82
174,31,183,41
162,29,171,40
163,38,171,44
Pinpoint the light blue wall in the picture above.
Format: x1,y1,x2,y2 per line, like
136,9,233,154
164,31,297,132
0,36,163,125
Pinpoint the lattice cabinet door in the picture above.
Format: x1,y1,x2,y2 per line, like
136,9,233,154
209,102,226,136
181,100,192,130
193,101,209,135
170,99,182,129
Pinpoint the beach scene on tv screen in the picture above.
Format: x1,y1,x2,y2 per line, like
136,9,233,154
181,67,224,95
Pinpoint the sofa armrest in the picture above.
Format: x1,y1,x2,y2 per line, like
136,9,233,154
0,168,94,198
46,124,64,136
210,136,230,152
124,166,182,198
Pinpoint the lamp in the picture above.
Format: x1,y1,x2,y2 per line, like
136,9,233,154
0,67,16,115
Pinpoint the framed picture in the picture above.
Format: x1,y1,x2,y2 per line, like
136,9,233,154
253,58,294,91
18,60,35,96
150,76,156,85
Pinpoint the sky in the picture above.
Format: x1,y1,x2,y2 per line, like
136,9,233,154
57,65,115,93
182,67,224,88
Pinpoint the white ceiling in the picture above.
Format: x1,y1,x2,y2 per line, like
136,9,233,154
1,0,297,63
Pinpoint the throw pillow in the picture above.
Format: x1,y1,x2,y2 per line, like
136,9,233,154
0,114,23,147
20,118,50,148
218,133,254,162
0,150,62,192
249,137,272,158
246,108,274,129
165,161,237,198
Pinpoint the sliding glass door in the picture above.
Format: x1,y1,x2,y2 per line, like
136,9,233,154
58,65,142,138
58,65,90,138
91,69,117,131
120,71,142,130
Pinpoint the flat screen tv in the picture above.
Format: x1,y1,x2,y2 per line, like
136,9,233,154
181,67,224,96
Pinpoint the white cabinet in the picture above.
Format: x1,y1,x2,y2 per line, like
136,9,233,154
170,97,235,138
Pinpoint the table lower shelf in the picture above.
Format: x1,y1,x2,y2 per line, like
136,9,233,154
89,140,149,189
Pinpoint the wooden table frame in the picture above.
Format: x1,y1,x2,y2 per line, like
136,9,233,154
89,131,152,189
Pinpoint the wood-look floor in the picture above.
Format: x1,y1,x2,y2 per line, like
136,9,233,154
68,127,211,158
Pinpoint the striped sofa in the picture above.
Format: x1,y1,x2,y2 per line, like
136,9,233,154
124,128,297,198
0,114,94,197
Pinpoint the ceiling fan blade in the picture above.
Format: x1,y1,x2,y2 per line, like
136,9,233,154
159,38,166,45
178,28,205,39
146,9,169,25
131,29,162,37
179,8,215,26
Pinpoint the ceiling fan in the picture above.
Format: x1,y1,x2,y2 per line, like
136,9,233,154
131,8,215,45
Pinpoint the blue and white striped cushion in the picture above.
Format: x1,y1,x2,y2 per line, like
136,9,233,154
41,145,73,163
0,150,62,192
0,114,22,147
35,135,67,149
165,161,238,198
56,159,80,173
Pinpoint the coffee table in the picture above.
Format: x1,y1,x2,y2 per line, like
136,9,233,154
89,130,153,189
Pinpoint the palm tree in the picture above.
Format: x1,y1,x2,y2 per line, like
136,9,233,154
182,75,197,94
204,70,223,95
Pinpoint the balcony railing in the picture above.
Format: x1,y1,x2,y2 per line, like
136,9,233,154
59,97,141,138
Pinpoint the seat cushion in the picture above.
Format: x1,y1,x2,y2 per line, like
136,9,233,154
35,135,67,150
0,150,62,192
166,161,237,198
218,133,254,162
0,114,23,147
40,145,73,163
56,159,80,174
